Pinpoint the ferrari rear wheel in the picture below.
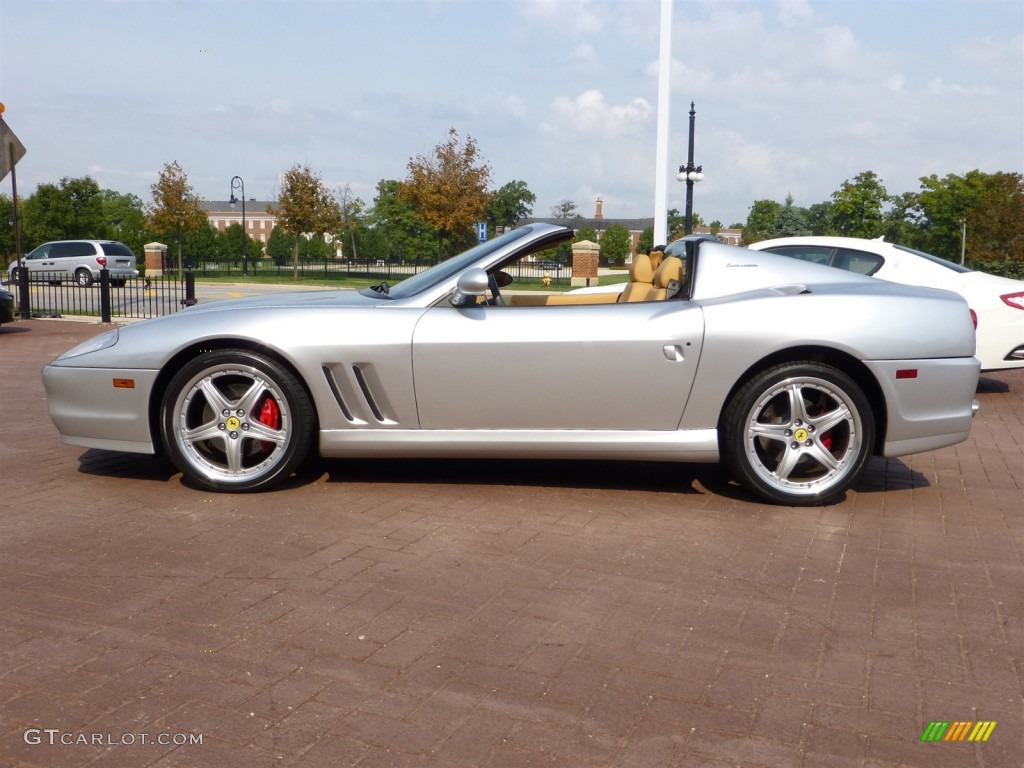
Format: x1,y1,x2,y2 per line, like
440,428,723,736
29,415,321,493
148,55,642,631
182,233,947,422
722,362,874,506
161,350,315,492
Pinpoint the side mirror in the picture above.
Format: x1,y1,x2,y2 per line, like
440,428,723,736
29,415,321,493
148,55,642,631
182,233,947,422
450,268,489,307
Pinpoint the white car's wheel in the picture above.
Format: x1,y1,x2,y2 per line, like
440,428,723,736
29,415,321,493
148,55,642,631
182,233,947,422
161,350,315,492
722,362,874,506
76,269,93,287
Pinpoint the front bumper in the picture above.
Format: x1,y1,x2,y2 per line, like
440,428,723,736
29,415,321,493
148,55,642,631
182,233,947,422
42,364,159,454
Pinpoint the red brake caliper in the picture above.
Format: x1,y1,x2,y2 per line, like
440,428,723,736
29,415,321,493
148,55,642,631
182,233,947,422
258,396,280,452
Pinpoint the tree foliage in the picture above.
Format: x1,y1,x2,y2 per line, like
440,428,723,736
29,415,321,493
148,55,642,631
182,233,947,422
487,180,536,231
742,199,783,244
550,199,579,219
830,171,889,238
272,163,342,277
600,223,632,265
400,127,491,256
335,184,367,260
22,176,104,248
147,161,207,274
369,179,436,262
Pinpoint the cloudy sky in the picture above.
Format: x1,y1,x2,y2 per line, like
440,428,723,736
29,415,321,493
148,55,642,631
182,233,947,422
1,0,1021,228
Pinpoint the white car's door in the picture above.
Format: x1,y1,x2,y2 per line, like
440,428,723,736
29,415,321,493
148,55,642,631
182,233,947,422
411,301,705,430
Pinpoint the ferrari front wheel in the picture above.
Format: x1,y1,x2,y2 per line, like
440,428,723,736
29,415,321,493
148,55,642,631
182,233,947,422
722,362,874,506
161,350,315,492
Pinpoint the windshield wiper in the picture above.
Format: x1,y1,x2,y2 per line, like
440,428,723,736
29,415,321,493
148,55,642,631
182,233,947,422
369,281,390,295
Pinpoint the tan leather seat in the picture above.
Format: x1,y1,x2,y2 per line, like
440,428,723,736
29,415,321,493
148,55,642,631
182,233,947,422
646,256,684,300
618,253,655,302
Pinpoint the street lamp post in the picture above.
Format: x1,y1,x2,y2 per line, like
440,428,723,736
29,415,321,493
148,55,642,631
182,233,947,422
229,175,247,276
676,102,704,235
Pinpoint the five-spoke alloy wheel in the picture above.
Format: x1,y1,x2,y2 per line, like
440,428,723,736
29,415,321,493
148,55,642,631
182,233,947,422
722,362,874,506
161,350,315,492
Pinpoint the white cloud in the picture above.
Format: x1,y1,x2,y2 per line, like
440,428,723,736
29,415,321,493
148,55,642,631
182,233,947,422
776,0,814,27
504,95,527,119
518,0,605,35
546,89,652,139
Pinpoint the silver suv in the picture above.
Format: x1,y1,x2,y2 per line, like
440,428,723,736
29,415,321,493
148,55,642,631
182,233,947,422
8,240,140,287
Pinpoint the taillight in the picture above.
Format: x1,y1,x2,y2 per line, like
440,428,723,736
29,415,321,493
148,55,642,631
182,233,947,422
970,309,977,328
1001,291,1024,311
96,255,107,267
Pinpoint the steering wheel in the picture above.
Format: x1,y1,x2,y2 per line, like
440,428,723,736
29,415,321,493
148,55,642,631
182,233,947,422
486,273,505,306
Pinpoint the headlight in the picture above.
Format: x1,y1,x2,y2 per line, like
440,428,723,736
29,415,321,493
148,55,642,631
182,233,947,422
56,329,119,360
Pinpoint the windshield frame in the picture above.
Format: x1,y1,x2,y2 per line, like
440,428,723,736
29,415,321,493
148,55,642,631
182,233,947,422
367,228,535,300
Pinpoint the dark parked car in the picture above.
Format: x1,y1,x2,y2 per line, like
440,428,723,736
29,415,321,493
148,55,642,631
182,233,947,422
0,285,14,324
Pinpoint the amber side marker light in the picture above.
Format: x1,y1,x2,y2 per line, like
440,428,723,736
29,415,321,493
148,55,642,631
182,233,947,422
113,378,136,389
895,369,918,380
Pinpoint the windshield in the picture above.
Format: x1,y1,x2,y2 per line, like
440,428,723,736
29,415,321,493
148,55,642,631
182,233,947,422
374,228,533,300
893,244,972,274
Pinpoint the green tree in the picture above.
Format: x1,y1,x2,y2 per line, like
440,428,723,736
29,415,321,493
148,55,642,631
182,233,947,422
773,194,809,237
915,170,1023,264
967,172,1024,268
667,208,688,240
637,226,654,254
22,176,104,248
0,194,17,260
600,223,631,265
487,180,536,231
804,202,833,236
369,179,435,262
574,227,597,244
830,171,889,238
98,189,148,256
298,234,334,260
147,161,207,276
184,222,223,263
550,199,579,219
881,191,924,247
266,225,295,264
742,199,782,244
221,222,263,263
272,164,342,278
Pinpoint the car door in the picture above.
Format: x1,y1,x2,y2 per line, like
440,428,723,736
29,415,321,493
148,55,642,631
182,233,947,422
411,300,705,430
24,243,55,276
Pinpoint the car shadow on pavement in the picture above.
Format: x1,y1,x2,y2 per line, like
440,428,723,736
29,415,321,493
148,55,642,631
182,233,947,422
0,325,33,334
316,457,734,497
76,449,179,483
978,375,1010,394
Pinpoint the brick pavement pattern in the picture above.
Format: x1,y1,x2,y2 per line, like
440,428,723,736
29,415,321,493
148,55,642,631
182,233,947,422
1,319,1022,768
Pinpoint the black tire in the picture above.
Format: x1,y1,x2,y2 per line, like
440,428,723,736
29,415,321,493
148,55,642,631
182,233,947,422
721,362,875,506
111,279,126,288
76,269,93,287
160,350,316,492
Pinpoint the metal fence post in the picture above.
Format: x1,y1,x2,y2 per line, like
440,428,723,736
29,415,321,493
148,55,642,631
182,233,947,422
16,266,30,320
99,268,111,323
183,269,197,306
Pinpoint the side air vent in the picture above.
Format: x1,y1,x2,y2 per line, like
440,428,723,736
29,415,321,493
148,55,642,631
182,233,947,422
321,365,355,422
352,365,386,422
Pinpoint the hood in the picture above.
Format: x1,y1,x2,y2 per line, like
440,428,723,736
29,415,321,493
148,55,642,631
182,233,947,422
180,288,388,314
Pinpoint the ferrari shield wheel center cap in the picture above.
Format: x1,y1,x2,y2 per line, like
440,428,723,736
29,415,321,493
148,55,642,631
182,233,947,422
225,416,241,430
794,427,809,442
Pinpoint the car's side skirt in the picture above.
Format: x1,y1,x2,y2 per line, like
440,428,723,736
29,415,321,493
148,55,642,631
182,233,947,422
319,428,720,462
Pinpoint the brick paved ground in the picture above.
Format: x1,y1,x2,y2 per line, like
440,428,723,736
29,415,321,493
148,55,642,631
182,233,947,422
1,319,1022,768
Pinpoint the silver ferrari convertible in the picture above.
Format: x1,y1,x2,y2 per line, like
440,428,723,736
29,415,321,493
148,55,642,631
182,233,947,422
42,224,980,506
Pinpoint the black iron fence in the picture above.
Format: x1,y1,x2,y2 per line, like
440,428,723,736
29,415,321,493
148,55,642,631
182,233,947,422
9,267,194,322
187,257,573,284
